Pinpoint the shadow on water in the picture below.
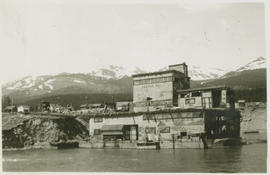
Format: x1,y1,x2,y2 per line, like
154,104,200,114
201,146,243,173
2,143,267,172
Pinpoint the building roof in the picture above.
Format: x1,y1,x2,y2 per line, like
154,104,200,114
132,70,186,78
89,103,103,107
100,124,124,131
116,101,131,104
5,106,16,110
102,131,123,135
18,105,30,108
177,85,228,93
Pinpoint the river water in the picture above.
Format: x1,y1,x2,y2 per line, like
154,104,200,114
2,143,267,173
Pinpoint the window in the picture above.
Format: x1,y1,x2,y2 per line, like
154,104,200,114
94,117,103,123
180,93,187,98
185,98,195,104
180,132,187,137
133,76,173,85
134,81,139,85
94,129,101,135
145,127,156,134
143,114,154,120
160,127,170,133
191,91,201,97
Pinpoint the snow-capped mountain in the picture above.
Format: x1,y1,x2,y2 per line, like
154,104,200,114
188,57,266,80
1,63,228,94
2,65,146,96
236,57,266,72
1,57,266,103
221,57,266,78
156,65,227,80
188,65,228,80
88,65,146,79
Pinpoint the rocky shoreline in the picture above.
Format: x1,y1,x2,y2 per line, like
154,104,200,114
240,102,267,143
2,113,89,150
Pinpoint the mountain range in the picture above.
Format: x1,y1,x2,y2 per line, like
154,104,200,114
1,57,266,108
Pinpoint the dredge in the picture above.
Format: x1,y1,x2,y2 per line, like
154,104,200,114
85,63,241,149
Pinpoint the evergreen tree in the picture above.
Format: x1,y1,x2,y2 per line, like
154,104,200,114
2,95,12,111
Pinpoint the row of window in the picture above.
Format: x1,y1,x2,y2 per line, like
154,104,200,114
134,100,172,107
180,91,201,98
143,113,202,120
134,77,173,85
185,98,195,104
94,113,201,123
93,128,188,138
94,117,103,123
93,127,170,135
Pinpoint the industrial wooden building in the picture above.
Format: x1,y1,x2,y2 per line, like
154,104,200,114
132,63,190,112
88,108,240,149
87,63,241,149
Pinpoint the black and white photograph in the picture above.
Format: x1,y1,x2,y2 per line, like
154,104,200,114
0,0,268,173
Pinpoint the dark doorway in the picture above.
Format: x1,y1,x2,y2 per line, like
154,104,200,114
212,90,221,108
123,125,138,140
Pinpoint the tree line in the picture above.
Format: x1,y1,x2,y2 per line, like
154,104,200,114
2,88,266,112
234,88,266,102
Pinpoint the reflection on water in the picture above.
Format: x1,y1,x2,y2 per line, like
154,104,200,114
2,143,267,172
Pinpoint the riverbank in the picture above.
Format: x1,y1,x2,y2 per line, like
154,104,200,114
2,113,89,149
240,102,267,143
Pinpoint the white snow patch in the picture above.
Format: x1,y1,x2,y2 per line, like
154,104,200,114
188,65,228,80
6,87,16,90
73,79,86,84
44,78,56,90
45,78,56,84
236,57,266,72
21,76,36,88
6,81,23,90
24,77,32,84
22,82,35,88
38,85,43,89
45,84,53,90
89,65,141,79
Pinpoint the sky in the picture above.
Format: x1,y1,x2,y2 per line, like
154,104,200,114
0,1,266,84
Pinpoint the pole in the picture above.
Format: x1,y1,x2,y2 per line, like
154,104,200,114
172,134,175,149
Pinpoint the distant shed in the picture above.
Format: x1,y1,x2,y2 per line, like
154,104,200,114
17,105,30,114
4,106,17,113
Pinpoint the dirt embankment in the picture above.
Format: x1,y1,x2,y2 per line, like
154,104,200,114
2,113,89,149
240,102,267,142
